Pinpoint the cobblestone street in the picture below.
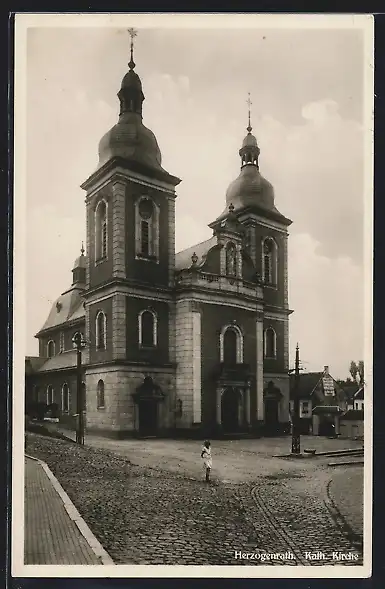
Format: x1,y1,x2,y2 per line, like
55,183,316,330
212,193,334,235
26,433,364,566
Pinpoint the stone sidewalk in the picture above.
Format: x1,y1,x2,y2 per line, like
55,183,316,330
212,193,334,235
24,456,112,565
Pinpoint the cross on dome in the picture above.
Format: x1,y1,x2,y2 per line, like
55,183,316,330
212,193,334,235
127,27,138,70
246,92,253,133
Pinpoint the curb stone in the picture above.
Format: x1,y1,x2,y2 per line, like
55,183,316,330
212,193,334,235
25,454,115,565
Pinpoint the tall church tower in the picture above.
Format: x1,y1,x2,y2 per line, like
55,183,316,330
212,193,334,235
213,96,293,425
81,31,181,436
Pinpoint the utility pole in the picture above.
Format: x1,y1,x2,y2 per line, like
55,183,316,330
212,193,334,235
73,332,85,445
291,343,301,454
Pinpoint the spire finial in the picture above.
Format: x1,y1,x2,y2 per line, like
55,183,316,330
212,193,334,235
80,242,85,256
127,27,138,70
247,92,253,133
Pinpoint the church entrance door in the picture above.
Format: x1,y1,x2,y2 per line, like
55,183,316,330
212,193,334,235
138,400,158,437
221,387,240,433
264,399,279,435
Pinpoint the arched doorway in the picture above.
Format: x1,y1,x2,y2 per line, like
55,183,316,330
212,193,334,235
133,376,165,438
221,387,240,433
264,399,279,431
138,400,158,436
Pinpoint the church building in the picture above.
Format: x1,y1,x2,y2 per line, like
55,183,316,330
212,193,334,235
26,34,293,438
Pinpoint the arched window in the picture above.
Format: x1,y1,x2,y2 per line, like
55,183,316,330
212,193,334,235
264,328,277,359
262,238,278,285
95,199,108,261
46,385,54,405
97,380,105,409
135,197,160,260
138,309,157,347
220,325,244,364
61,383,70,413
225,242,237,277
96,312,107,350
47,340,55,358
223,328,238,364
72,331,85,349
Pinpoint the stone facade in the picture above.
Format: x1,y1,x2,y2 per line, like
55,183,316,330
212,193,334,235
27,46,293,439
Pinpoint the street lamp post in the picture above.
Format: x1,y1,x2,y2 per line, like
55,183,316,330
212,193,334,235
291,343,301,454
73,332,86,445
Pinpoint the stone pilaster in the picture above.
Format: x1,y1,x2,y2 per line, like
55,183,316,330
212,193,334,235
192,305,202,424
283,232,289,309
248,224,257,267
112,293,126,359
256,311,264,421
283,318,289,371
175,299,202,427
168,301,176,363
112,181,126,279
85,200,91,289
236,242,243,277
167,197,176,286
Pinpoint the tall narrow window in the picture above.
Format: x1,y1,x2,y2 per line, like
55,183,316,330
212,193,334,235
223,327,237,364
59,331,65,353
262,238,278,285
46,385,54,405
96,311,107,350
226,242,237,277
62,383,70,412
139,310,157,347
47,340,55,358
95,200,107,261
264,328,277,359
97,380,105,409
135,197,160,260
220,325,244,364
141,220,150,256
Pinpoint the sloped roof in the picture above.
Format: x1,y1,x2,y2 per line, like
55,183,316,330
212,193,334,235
290,372,323,399
25,356,46,374
354,386,364,400
175,236,217,271
340,382,361,401
290,369,347,402
37,350,78,372
38,287,85,333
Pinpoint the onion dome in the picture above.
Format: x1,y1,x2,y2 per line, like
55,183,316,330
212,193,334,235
97,30,164,174
224,94,278,214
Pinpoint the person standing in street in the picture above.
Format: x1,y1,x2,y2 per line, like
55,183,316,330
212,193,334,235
201,440,212,483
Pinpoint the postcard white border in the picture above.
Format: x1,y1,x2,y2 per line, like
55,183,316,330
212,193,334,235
12,12,374,579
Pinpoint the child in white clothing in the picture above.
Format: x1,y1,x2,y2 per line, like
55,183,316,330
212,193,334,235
201,440,212,483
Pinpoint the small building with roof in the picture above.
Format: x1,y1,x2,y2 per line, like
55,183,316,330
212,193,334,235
290,366,349,436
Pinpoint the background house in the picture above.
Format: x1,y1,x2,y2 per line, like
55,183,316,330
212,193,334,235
290,365,348,435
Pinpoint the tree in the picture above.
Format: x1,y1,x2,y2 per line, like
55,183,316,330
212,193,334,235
349,361,358,383
358,360,364,385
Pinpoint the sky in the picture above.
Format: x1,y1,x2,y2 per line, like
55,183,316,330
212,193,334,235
22,16,372,379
